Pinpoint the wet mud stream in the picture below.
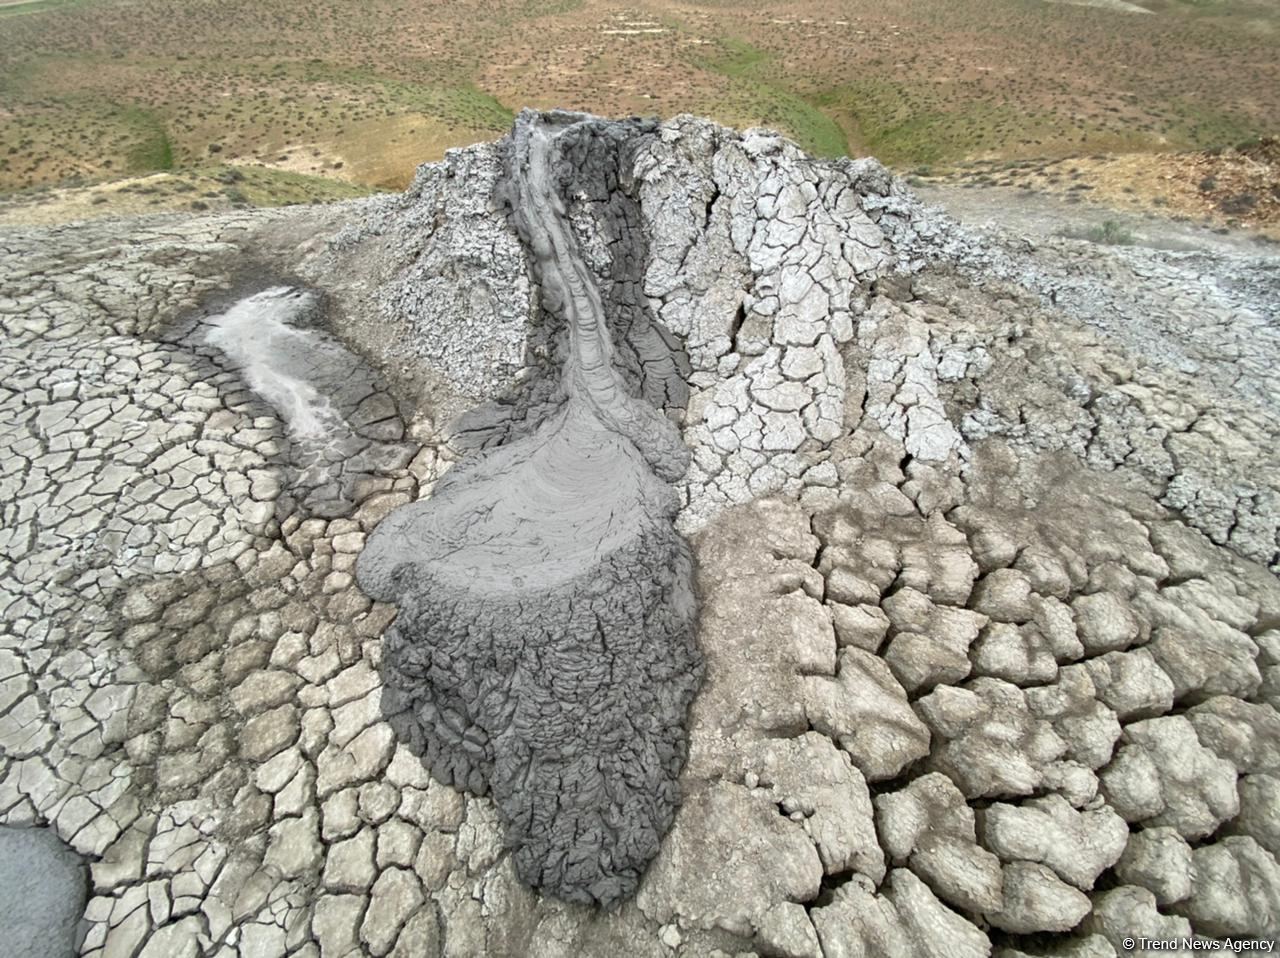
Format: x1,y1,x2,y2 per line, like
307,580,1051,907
355,111,702,906
201,285,415,519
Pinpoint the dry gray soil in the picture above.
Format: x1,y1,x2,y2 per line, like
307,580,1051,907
914,183,1280,258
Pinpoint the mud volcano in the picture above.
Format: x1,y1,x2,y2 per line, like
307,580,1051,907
356,111,703,907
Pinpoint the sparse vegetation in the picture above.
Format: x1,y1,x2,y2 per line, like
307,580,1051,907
693,37,848,157
0,0,1275,210
1088,219,1137,244
1061,218,1136,245
0,162,381,224
1218,193,1256,217
933,135,1279,236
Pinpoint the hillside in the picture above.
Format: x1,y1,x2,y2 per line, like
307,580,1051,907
918,136,1280,239
1,0,1277,208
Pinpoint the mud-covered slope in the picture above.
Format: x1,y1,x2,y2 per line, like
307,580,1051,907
1,112,1279,957
357,112,701,907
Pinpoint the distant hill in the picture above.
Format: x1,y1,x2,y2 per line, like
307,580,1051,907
0,0,1276,209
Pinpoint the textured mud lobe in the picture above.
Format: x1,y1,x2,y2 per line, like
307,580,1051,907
356,111,703,907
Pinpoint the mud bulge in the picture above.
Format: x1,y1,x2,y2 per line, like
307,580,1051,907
356,111,703,908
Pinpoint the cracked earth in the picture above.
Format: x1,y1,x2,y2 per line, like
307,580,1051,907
1,112,1279,956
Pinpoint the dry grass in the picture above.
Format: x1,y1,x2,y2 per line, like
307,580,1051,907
1,0,1276,209
917,137,1280,238
0,164,379,225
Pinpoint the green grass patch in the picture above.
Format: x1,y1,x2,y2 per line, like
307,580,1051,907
1163,98,1261,150
0,53,42,94
811,79,1147,167
215,165,382,206
439,83,514,129
121,106,173,173
693,37,849,157
706,36,769,79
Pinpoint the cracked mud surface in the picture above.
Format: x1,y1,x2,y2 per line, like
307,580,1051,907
2,113,1279,956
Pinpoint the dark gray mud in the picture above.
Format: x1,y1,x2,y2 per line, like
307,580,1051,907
356,111,703,907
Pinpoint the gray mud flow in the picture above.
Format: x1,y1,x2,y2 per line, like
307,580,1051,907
356,110,703,907
202,285,414,517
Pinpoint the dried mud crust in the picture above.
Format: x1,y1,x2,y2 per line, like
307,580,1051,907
0,114,1278,957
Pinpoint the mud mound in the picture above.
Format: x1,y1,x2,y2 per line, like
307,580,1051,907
2,112,1279,957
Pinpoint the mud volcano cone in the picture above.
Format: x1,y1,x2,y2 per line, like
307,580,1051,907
356,110,703,907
